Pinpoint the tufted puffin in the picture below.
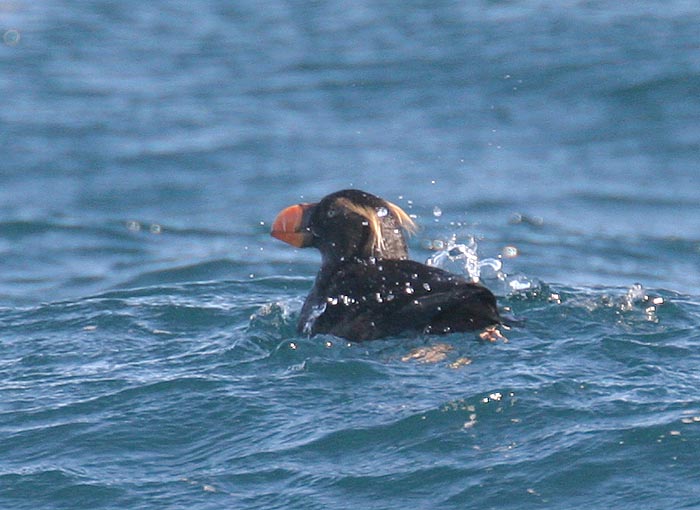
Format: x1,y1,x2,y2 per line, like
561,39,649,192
271,189,502,341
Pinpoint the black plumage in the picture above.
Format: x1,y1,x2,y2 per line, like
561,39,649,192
271,189,501,341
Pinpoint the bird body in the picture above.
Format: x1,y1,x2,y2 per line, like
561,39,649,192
271,189,501,341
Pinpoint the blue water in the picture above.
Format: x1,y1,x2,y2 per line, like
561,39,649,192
2,1,700,508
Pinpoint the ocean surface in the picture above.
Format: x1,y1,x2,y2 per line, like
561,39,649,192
2,1,700,508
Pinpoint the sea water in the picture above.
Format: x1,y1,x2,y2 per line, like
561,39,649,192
2,1,700,509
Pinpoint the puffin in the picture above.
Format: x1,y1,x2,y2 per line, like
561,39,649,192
271,189,502,341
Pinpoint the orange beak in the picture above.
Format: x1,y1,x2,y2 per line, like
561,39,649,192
270,203,315,248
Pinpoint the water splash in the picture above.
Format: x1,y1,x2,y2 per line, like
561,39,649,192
249,301,296,331
621,283,645,310
506,274,534,292
426,235,502,283
425,234,539,295
301,303,326,335
620,283,664,322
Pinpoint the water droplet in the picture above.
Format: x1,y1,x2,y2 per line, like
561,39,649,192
149,224,162,234
3,29,20,47
510,213,543,226
126,220,141,232
433,206,442,218
502,245,518,258
376,207,388,217
422,283,431,291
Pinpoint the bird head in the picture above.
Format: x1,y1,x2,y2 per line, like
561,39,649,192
271,189,417,263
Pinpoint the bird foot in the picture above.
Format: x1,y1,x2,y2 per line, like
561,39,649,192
401,345,472,369
401,343,453,363
479,326,508,343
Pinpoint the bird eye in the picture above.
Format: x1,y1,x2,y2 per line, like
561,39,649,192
327,208,338,218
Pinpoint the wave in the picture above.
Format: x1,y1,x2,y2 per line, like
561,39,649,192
2,276,699,509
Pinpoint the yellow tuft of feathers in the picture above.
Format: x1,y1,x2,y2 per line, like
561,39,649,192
335,198,417,254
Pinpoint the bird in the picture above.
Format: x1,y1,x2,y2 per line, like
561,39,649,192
271,189,503,341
